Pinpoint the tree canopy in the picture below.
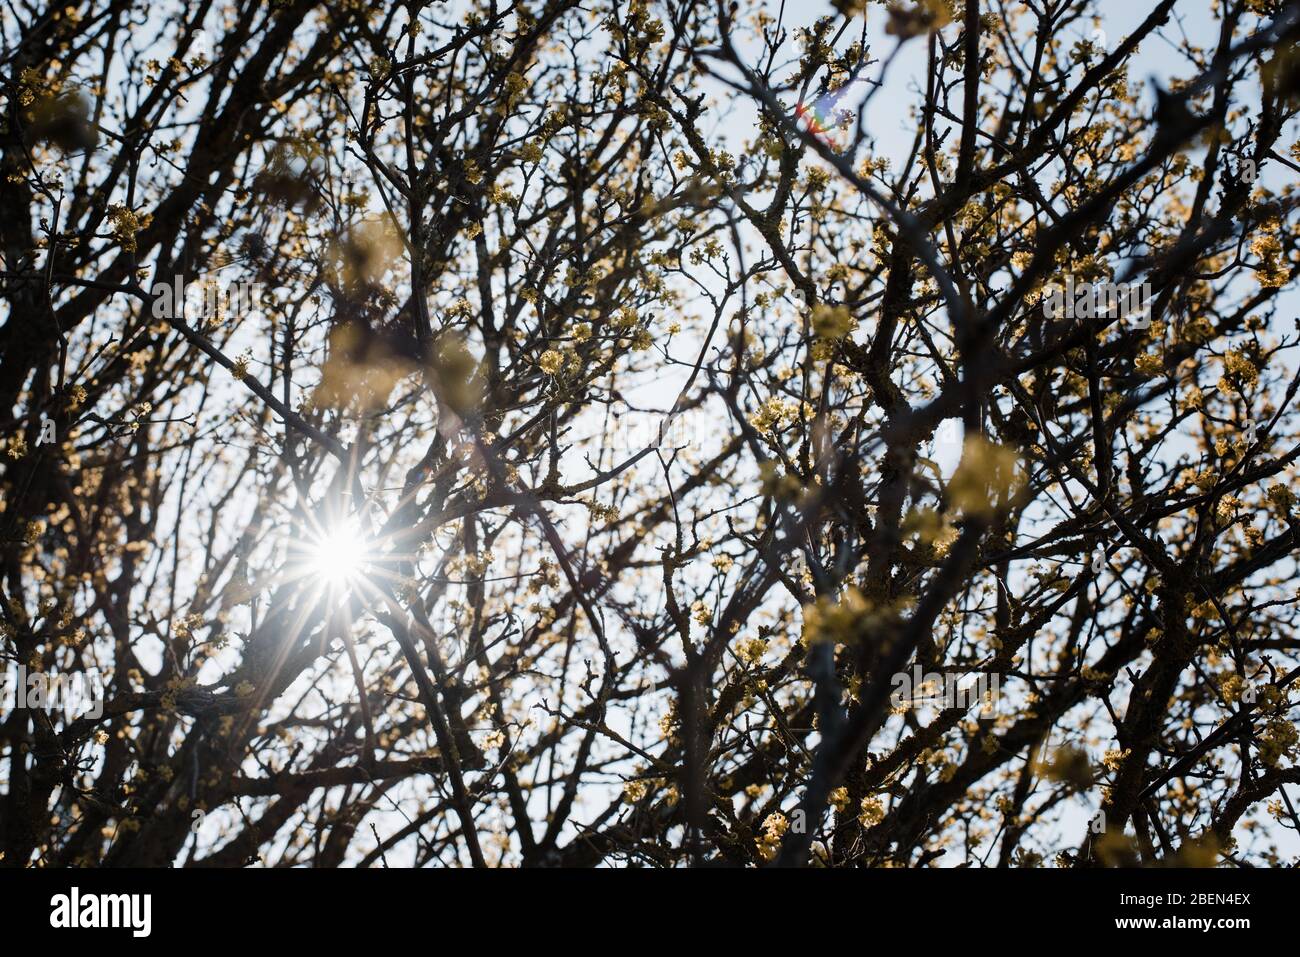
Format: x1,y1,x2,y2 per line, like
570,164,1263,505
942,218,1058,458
3,0,1300,868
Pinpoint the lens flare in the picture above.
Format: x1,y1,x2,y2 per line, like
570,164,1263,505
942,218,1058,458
308,521,368,586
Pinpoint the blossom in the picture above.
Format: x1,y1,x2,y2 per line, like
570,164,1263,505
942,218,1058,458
810,303,857,340
858,795,884,828
622,779,649,804
734,636,767,665
755,812,789,861
538,350,563,375
1134,352,1163,376
948,435,1021,517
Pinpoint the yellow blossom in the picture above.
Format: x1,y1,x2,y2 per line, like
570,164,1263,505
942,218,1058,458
538,349,563,375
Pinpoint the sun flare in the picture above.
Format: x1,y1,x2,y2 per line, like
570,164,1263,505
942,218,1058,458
308,522,369,586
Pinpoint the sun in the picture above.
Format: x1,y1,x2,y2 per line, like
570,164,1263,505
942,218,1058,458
308,521,370,587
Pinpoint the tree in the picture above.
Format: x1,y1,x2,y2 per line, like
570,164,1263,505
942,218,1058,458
2,0,1300,868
